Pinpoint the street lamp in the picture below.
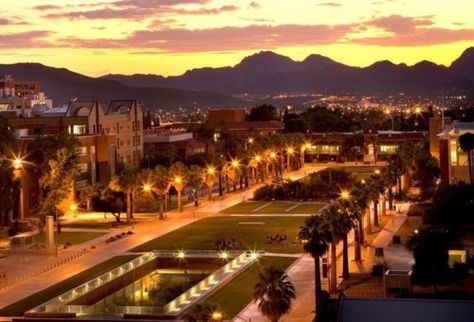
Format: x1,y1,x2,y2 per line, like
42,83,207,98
231,159,240,168
212,311,223,320
340,190,350,200
177,250,186,259
12,157,23,170
207,166,215,175
143,184,152,192
374,169,381,175
247,137,254,144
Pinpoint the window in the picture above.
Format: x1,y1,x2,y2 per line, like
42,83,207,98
70,125,86,135
75,147,87,156
136,121,140,131
93,125,96,134
379,145,398,154
77,163,88,173
137,135,141,145
450,139,458,166
116,122,119,134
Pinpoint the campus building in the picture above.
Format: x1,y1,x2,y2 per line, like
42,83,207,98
436,121,474,184
10,99,144,217
304,131,426,163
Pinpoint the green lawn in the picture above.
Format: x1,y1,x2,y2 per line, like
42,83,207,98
254,202,293,214
130,216,305,254
32,231,106,245
0,255,138,316
219,201,269,214
62,220,116,230
204,256,296,318
286,202,327,214
330,166,381,174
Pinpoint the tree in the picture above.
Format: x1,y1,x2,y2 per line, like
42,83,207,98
109,166,139,223
37,147,79,233
0,115,16,155
348,181,370,261
169,162,189,213
298,215,329,321
0,159,20,230
459,132,474,185
98,187,125,223
333,202,354,278
79,184,97,211
412,142,440,199
188,165,205,204
408,229,457,292
253,266,296,322
144,166,171,220
321,204,341,294
366,174,386,227
246,104,277,121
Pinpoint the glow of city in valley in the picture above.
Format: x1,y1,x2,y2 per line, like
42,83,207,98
1,0,474,76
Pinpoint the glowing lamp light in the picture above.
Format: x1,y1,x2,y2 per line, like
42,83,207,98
287,147,294,154
304,142,312,149
219,251,229,260
207,167,215,175
250,251,258,260
248,137,254,144
340,190,350,200
212,312,223,320
69,204,77,211
361,179,366,184
231,160,239,168
255,155,262,162
374,169,381,175
414,229,419,234
269,152,276,159
13,158,22,170
177,250,186,259
415,107,422,114
174,177,182,184
143,184,152,192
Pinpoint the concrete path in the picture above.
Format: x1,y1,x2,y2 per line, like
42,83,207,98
237,202,414,322
0,165,327,311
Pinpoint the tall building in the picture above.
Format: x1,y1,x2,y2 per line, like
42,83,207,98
436,121,474,184
10,99,144,217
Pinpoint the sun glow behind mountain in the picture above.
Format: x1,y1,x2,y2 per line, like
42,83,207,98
1,0,474,76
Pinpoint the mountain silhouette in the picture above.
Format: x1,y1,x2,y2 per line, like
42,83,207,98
101,48,474,95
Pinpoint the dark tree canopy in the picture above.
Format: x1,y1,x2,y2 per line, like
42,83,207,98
246,104,278,121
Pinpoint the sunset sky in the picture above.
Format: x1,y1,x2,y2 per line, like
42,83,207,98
1,0,474,76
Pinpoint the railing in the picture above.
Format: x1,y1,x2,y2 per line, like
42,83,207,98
27,250,262,318
28,252,159,314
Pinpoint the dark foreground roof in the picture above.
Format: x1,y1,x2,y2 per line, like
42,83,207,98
338,298,474,322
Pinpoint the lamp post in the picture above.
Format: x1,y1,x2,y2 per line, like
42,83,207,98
206,166,216,201
286,146,294,171
173,176,184,213
12,157,24,220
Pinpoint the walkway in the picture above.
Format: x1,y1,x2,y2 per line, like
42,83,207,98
237,202,414,322
0,165,326,311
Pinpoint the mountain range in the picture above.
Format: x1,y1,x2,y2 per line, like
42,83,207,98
2,47,474,109
101,47,474,96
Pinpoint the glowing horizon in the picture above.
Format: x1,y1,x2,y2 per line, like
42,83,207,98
1,0,474,77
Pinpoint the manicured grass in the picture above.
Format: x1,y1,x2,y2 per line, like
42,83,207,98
219,201,269,214
204,256,296,318
0,255,138,316
130,216,305,254
254,202,293,214
286,202,327,214
33,232,106,245
330,166,381,174
62,220,115,229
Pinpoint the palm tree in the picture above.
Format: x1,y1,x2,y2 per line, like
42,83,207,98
349,182,370,261
320,204,340,294
188,165,205,204
366,174,385,227
109,166,139,224
298,215,329,321
140,166,170,220
253,266,296,322
169,162,188,213
459,133,474,185
333,202,355,278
